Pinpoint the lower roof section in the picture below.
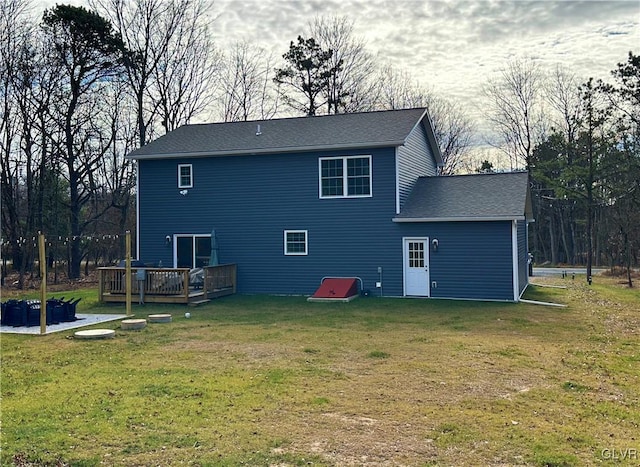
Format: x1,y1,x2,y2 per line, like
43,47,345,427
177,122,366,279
394,172,533,222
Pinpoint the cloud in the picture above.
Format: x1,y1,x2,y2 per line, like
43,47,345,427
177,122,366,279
155,0,640,155
211,0,637,97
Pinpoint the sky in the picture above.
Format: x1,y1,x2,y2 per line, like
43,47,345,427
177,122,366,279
208,0,639,158
37,0,640,161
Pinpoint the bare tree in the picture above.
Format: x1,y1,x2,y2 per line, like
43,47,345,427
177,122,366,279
375,64,430,110
598,52,640,286
545,66,583,152
423,95,475,175
483,57,545,170
41,4,126,279
0,0,50,286
217,40,279,122
149,0,221,133
540,66,584,263
373,64,475,174
93,0,220,143
308,15,378,114
91,0,172,146
87,79,137,253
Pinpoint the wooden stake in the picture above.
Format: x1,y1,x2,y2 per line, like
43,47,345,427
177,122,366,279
39,233,47,335
125,231,132,316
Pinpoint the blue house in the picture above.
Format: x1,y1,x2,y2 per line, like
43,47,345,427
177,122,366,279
127,108,533,302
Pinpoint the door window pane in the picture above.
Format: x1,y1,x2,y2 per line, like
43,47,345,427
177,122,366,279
409,242,424,268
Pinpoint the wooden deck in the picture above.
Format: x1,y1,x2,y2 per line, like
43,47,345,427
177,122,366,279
98,264,237,305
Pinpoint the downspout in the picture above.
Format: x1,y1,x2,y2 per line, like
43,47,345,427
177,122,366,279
394,147,400,215
135,161,140,260
512,220,519,302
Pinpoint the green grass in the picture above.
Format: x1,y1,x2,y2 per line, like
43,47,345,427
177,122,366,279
1,277,639,466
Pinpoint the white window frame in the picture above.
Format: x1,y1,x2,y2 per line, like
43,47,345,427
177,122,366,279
173,233,211,268
319,155,372,199
178,164,193,188
284,230,308,256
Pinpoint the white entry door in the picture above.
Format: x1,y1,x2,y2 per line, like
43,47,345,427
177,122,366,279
404,238,430,296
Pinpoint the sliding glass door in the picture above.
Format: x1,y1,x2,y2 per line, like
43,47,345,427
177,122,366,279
175,234,211,268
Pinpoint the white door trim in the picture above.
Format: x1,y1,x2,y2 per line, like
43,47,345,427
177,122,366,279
173,234,212,268
403,237,430,297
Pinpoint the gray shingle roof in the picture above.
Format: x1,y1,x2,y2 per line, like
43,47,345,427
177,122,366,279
394,172,533,222
127,108,441,163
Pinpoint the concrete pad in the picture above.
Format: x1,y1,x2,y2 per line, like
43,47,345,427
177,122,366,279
1,314,127,335
148,314,172,323
74,329,116,339
121,319,147,330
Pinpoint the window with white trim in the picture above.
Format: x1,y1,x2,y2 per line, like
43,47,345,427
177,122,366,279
178,164,193,188
319,155,372,198
284,230,308,256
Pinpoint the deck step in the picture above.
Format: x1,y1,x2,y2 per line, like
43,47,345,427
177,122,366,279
189,299,211,307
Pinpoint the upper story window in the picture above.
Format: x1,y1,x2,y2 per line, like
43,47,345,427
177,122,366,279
178,164,193,188
319,155,372,198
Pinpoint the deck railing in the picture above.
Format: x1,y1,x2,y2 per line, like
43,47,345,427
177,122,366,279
202,264,237,297
98,264,236,304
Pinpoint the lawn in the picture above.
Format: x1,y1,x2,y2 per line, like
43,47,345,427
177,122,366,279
1,276,638,466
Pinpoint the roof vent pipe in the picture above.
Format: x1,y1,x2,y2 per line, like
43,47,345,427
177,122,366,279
256,124,262,136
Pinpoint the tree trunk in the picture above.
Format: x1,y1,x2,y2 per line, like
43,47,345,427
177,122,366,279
624,231,633,288
549,212,558,265
570,218,578,264
586,198,593,282
559,206,571,264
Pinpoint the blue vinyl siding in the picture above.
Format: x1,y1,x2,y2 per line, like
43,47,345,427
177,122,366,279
397,221,515,301
397,123,437,211
138,147,400,295
138,144,518,301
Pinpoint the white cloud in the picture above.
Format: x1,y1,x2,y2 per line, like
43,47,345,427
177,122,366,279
38,0,640,158
207,0,638,165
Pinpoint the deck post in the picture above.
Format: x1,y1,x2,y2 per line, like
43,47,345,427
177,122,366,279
231,264,237,294
39,233,47,335
96,264,236,304
125,231,132,316
202,267,208,297
98,268,104,302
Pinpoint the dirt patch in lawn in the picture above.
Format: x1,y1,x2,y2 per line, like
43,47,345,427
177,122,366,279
3,278,638,466
157,325,559,465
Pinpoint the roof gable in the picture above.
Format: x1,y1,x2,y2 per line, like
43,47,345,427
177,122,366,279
127,108,441,163
394,172,533,222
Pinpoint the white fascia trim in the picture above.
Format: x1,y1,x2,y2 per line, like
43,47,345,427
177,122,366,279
126,141,405,161
393,216,525,223
408,109,444,167
512,220,519,302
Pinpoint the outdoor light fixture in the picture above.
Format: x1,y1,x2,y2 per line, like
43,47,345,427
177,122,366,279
432,238,439,251
165,235,171,245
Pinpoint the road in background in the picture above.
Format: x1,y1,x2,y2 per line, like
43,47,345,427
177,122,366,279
533,267,606,277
